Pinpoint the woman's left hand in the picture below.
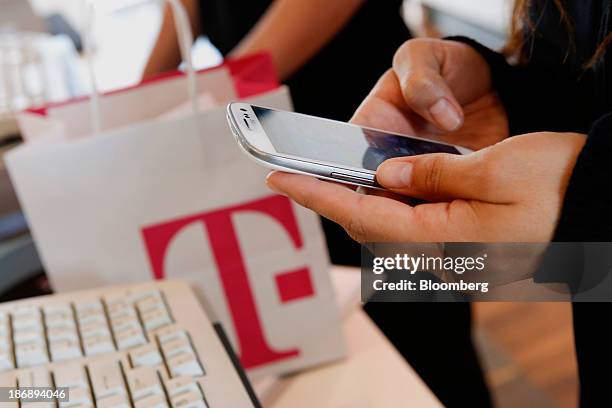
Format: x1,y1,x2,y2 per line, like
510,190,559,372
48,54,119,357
266,132,586,243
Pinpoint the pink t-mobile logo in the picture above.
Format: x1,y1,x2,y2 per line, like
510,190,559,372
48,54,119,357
141,195,315,369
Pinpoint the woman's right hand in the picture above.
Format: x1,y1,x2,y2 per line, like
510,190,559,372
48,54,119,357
352,38,508,151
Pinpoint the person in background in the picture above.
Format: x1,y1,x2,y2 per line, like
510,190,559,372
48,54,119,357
145,2,492,407
144,0,409,266
268,0,612,406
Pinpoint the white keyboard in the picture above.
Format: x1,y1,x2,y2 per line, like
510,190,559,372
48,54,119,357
0,280,255,407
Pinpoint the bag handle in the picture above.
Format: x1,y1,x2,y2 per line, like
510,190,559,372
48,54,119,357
83,0,199,135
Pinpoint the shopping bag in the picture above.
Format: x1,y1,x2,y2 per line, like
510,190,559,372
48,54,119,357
7,0,344,377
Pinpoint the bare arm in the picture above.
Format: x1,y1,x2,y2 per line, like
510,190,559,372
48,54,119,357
143,0,365,81
142,0,201,79
231,0,365,81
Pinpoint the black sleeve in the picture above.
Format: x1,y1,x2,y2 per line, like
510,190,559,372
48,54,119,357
446,36,587,136
553,113,612,241
444,36,612,241
531,115,612,294
445,37,612,291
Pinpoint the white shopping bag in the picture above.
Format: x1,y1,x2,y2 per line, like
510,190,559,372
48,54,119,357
7,0,344,377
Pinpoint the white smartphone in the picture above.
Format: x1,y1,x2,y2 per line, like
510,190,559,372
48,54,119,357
226,102,472,188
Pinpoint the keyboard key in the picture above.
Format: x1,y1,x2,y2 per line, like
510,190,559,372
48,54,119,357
12,311,42,331
165,376,208,408
105,300,133,320
0,335,9,349
115,327,146,350
47,327,79,343
44,313,75,329
166,352,203,377
164,376,200,398
83,335,114,356
15,340,48,367
162,336,193,359
59,387,93,408
80,322,111,340
172,399,208,408
136,295,164,313
96,394,130,408
130,344,163,367
134,394,169,408
89,361,128,400
126,367,164,401
0,313,9,336
157,329,188,345
169,390,207,408
0,345,14,371
43,303,71,314
74,300,103,313
50,339,82,361
12,306,39,319
109,314,139,333
159,331,203,377
21,402,55,408
135,292,172,331
75,301,108,330
140,307,172,332
18,366,51,387
60,404,93,408
13,327,44,344
77,311,107,327
54,363,89,389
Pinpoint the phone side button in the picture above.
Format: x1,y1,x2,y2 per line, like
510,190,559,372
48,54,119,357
330,172,375,186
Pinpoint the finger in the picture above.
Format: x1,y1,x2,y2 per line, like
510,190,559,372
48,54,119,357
363,188,418,205
350,70,416,135
376,151,514,204
393,39,464,132
266,171,424,242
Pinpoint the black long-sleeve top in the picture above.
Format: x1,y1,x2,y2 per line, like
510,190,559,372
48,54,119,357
452,1,612,405
452,0,612,242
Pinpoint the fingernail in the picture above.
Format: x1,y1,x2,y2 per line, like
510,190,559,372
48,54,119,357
380,162,413,188
429,98,462,131
266,172,287,196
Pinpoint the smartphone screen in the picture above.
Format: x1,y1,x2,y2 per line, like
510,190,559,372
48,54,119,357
252,107,461,171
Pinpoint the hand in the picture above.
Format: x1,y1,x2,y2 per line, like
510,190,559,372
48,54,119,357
352,39,508,151
266,132,586,243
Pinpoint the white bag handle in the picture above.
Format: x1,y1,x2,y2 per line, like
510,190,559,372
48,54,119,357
83,0,199,135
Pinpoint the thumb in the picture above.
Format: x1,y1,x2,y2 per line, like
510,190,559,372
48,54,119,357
393,39,464,132
376,152,509,203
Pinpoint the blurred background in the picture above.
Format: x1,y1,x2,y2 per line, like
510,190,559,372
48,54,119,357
0,1,577,407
